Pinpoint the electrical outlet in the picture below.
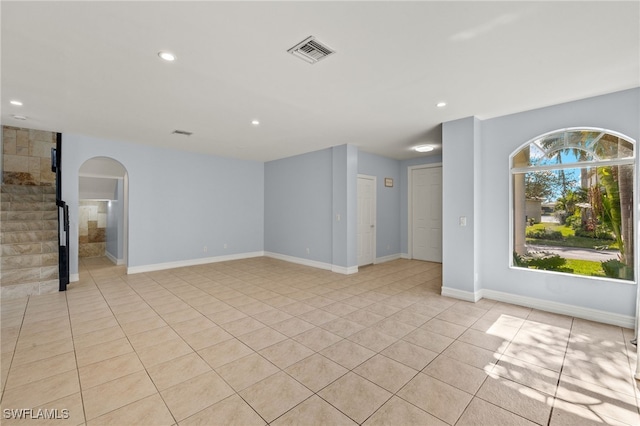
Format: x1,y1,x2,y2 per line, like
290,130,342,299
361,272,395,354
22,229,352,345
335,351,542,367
203,246,208,252
306,248,310,255
224,243,227,249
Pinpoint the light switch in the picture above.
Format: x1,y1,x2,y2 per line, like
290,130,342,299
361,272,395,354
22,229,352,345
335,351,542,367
459,216,467,227
336,214,341,221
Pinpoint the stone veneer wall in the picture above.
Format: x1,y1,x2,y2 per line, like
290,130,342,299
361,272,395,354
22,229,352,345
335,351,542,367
1,126,59,299
79,201,106,257
2,127,56,186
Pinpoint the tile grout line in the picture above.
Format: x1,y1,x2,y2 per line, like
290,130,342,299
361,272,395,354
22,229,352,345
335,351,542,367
544,316,574,426
86,261,180,425
0,295,29,404
64,281,88,425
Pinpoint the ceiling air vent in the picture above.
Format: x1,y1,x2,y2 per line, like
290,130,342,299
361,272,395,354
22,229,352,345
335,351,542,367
287,36,335,64
172,130,193,136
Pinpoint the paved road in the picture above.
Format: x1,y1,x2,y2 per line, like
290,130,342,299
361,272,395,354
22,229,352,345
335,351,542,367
526,244,619,262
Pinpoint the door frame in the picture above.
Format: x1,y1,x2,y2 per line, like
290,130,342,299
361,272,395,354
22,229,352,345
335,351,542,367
77,157,129,269
357,174,377,266
407,163,442,260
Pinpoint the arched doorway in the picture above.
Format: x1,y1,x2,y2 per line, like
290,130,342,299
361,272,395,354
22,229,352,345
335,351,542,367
78,157,129,269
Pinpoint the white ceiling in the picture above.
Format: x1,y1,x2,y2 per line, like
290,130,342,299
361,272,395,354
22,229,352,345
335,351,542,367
2,1,638,162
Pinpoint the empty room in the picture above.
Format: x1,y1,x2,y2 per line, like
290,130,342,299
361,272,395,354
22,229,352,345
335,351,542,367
1,1,639,425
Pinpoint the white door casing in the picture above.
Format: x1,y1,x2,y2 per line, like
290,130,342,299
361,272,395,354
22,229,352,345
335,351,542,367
357,175,376,266
410,166,442,262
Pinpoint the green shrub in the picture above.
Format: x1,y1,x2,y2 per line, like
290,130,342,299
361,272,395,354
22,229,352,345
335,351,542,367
601,260,634,280
565,213,582,230
574,227,614,240
513,252,529,267
514,251,567,271
525,228,563,240
527,253,566,270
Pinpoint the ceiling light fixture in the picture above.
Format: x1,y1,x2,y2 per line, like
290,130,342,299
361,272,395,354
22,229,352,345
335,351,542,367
10,100,23,106
12,115,27,120
414,145,435,153
436,102,447,108
158,51,176,62
251,120,260,126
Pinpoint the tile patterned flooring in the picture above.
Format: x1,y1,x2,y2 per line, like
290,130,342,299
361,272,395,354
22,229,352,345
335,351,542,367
1,256,639,425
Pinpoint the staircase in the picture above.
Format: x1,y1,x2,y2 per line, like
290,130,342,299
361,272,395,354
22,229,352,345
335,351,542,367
0,184,59,298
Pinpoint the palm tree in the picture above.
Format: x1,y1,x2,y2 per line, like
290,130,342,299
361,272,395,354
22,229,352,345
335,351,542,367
597,166,625,263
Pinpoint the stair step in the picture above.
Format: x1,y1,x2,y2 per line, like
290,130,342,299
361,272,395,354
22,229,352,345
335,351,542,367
1,230,58,244
1,253,58,270
0,211,58,221
1,184,56,195
0,184,60,293
0,266,58,286
1,242,58,256
1,193,56,203
0,220,58,232
1,201,57,212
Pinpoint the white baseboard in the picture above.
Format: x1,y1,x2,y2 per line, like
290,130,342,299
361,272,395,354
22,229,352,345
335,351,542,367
375,254,402,264
105,251,117,265
127,251,265,275
70,273,79,282
443,286,634,328
332,265,358,275
264,251,332,271
481,289,635,328
264,252,358,275
105,251,124,266
441,286,482,302
400,253,410,259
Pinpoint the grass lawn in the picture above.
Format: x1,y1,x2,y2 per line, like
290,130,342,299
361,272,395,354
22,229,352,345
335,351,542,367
523,258,606,278
563,259,606,277
525,223,618,250
527,223,574,236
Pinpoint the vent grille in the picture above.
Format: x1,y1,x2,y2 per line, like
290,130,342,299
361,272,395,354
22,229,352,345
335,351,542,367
288,36,335,64
172,130,193,136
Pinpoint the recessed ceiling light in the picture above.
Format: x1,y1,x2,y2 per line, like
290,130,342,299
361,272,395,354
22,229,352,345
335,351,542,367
10,100,23,106
436,102,447,108
12,115,27,120
158,51,176,62
414,145,435,153
251,120,260,126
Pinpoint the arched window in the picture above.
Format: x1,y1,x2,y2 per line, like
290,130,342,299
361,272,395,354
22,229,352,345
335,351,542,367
511,128,635,281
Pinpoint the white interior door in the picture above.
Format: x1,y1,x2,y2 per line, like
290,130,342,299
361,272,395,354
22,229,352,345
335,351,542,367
357,176,376,266
412,167,442,262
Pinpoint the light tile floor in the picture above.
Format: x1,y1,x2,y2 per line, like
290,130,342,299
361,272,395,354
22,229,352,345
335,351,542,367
1,257,639,425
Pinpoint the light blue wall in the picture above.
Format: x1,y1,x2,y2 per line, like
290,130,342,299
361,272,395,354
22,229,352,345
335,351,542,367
105,179,124,261
442,118,479,294
399,155,442,256
265,146,441,267
442,88,639,317
264,148,333,264
332,145,358,268
106,199,118,259
62,134,264,276
358,151,402,259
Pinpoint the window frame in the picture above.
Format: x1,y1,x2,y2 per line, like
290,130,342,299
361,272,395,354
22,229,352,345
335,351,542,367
508,127,637,284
